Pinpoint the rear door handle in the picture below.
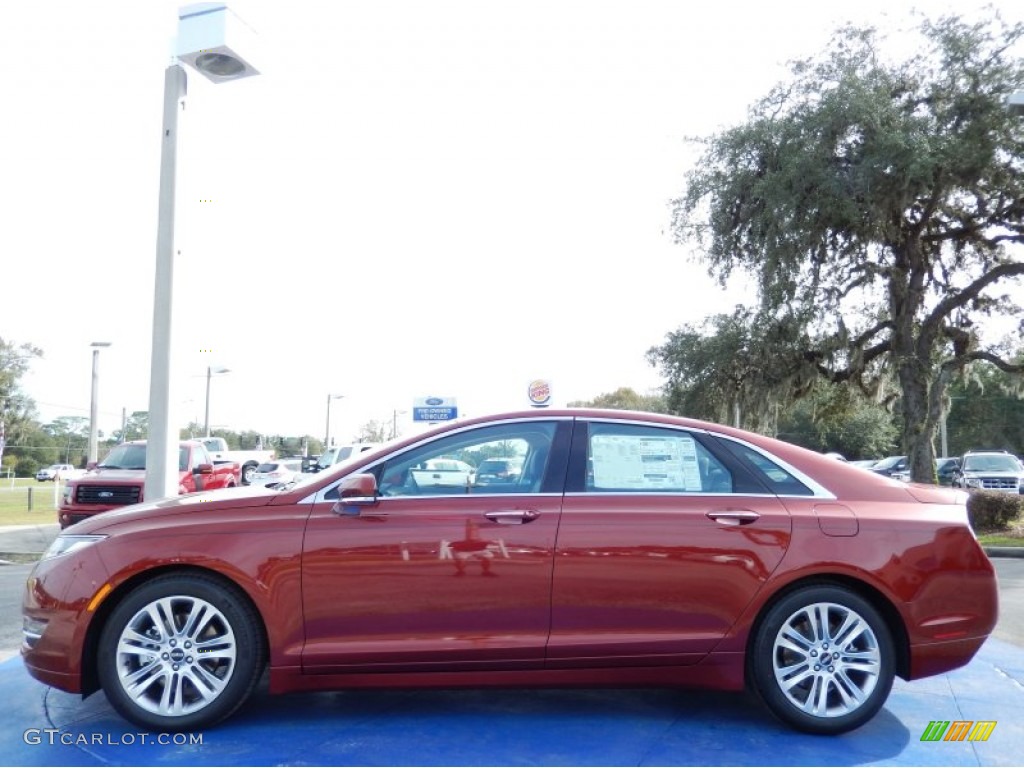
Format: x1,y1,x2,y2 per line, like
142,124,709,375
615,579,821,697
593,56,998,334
706,510,760,526
484,510,539,525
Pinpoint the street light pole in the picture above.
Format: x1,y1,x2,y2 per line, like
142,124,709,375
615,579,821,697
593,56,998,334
88,342,112,465
325,394,344,449
204,365,231,437
391,409,407,440
144,3,260,502
144,62,187,502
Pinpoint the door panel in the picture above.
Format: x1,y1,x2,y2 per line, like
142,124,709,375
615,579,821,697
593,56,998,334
549,494,791,666
300,419,570,673
547,420,791,667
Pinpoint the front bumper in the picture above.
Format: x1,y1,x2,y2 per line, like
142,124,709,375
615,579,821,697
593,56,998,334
21,544,112,694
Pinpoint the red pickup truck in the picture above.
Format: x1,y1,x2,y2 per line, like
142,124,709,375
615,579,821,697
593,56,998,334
58,440,240,528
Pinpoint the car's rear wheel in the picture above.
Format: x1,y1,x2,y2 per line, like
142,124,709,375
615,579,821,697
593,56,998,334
97,574,265,731
749,585,894,734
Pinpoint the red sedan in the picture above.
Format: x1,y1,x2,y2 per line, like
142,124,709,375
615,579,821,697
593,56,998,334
22,410,997,734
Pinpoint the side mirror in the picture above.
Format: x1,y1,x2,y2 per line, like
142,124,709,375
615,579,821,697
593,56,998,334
193,463,214,475
332,473,379,516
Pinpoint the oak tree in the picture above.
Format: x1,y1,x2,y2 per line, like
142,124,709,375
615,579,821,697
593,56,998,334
672,13,1024,482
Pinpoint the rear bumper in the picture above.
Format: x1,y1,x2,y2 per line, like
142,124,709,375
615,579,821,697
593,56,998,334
908,635,989,680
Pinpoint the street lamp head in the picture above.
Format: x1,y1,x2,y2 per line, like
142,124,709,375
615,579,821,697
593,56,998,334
209,365,231,375
90,341,112,348
177,3,261,84
1009,90,1024,117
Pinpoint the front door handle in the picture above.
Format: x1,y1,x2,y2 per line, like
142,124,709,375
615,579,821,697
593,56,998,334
706,509,760,526
484,509,539,525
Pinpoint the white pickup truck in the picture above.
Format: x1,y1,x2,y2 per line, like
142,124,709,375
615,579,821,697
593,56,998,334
198,437,276,486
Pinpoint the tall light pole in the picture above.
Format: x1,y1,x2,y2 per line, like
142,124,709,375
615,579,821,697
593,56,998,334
145,3,260,502
325,394,344,449
88,342,112,465
204,365,231,437
391,409,407,440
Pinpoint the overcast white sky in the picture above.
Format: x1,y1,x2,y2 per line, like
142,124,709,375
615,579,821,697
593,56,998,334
1,0,1019,445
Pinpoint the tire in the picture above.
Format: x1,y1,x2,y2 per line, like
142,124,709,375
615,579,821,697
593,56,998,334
97,574,266,731
749,585,895,735
241,463,257,485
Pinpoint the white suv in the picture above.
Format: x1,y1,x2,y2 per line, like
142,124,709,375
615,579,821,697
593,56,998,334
313,443,382,471
35,464,82,482
952,451,1024,494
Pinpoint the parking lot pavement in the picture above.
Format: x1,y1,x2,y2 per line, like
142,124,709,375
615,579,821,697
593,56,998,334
1,636,1022,767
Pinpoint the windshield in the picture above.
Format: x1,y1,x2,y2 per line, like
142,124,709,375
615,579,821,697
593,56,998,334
963,455,1021,472
98,444,188,471
873,456,906,470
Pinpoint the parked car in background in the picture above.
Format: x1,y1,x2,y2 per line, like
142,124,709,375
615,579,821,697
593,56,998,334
869,455,908,477
249,459,305,488
198,437,276,486
891,456,961,484
936,457,961,485
24,409,997,735
35,464,83,482
952,450,1024,493
474,456,523,485
313,442,382,471
58,440,240,528
849,459,879,469
410,457,475,488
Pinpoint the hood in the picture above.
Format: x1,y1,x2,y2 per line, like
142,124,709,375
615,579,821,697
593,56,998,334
76,468,147,482
65,484,278,534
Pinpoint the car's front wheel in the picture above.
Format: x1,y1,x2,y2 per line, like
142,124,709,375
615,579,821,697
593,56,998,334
241,463,257,485
97,574,265,731
749,585,895,734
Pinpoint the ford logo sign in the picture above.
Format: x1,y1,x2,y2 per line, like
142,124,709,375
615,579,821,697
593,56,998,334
425,397,444,406
98,491,114,499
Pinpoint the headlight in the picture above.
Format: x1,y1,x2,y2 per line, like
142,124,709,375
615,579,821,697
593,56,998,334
61,484,73,504
965,477,983,489
42,535,106,560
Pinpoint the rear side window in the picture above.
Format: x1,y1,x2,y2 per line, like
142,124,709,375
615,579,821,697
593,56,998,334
720,440,814,496
583,423,734,493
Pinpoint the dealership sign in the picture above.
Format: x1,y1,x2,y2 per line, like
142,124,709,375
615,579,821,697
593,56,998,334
413,396,458,422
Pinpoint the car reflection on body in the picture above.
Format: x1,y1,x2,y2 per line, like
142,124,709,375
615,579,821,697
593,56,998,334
22,409,997,736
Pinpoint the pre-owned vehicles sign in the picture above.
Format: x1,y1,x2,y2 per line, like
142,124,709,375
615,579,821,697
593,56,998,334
413,396,458,422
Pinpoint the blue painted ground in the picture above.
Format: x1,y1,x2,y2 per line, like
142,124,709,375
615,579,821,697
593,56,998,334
2,637,1022,766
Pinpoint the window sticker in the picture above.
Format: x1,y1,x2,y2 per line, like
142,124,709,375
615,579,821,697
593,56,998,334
590,434,703,491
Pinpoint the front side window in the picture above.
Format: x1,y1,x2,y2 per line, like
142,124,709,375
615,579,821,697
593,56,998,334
372,422,558,497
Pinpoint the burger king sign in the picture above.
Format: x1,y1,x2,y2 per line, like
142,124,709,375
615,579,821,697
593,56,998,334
527,379,552,408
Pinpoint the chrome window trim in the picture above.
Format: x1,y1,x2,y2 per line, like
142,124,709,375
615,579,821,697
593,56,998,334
301,416,574,504
564,491,783,499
